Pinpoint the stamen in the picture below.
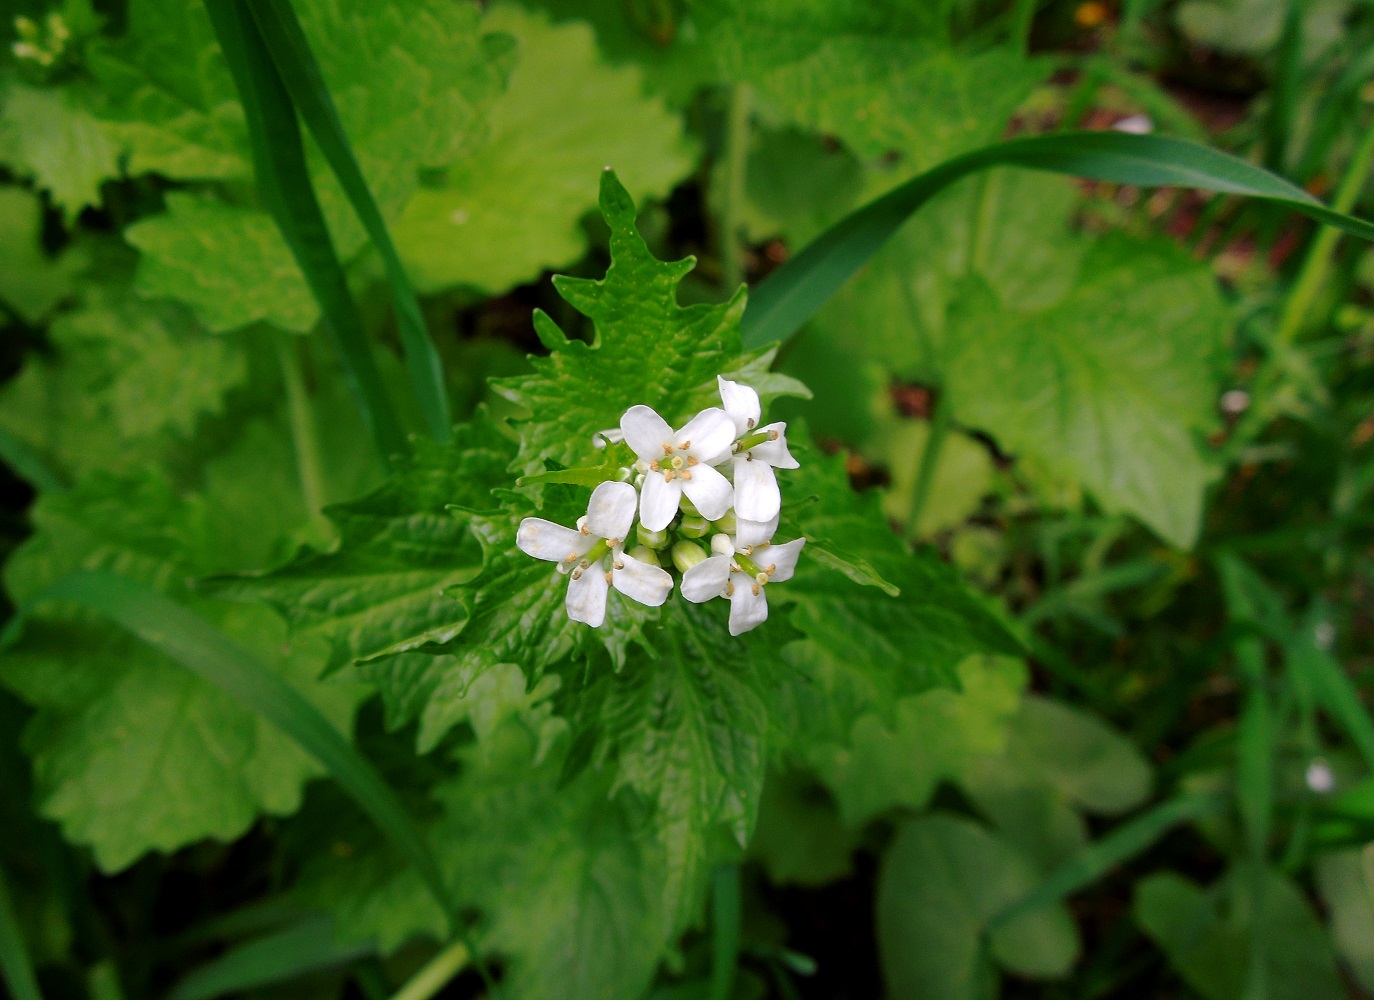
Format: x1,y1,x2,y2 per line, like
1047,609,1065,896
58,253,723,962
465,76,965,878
664,470,676,482
680,470,692,480
604,571,613,584
565,553,579,563
765,563,776,575
725,581,735,596
687,456,698,466
747,418,756,429
745,452,753,461
580,524,591,535
578,559,590,569
571,567,584,580
662,444,673,456
650,460,660,471
751,583,761,596
613,559,625,570
680,439,691,449
768,430,779,441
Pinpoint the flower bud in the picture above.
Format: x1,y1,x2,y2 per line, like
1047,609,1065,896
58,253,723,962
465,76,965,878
637,524,668,549
629,545,661,568
713,510,737,534
671,540,708,574
678,514,710,538
710,533,735,557
679,494,700,515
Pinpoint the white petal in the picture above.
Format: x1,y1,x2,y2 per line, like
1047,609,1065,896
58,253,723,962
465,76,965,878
517,518,593,563
676,407,736,464
758,537,806,583
681,462,733,520
612,550,673,607
717,376,761,437
639,473,682,532
565,564,610,627
747,422,800,469
680,555,732,603
732,455,781,522
734,512,779,550
620,405,674,462
586,480,637,541
728,573,769,635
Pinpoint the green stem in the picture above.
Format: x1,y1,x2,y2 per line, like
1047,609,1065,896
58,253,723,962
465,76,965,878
1009,0,1037,55
0,866,43,1000
1275,120,1374,347
387,939,470,1000
905,395,951,540
709,866,742,1000
274,335,326,515
719,84,751,292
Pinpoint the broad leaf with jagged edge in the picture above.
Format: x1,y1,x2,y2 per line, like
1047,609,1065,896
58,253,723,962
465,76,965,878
0,471,365,871
0,81,121,220
494,168,753,477
115,0,513,332
394,3,696,296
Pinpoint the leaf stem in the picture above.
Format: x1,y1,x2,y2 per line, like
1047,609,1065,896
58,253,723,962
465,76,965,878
387,939,470,1000
0,865,44,1000
905,394,950,540
1009,0,1037,54
709,866,742,1000
719,84,751,292
274,334,326,515
1275,117,1374,348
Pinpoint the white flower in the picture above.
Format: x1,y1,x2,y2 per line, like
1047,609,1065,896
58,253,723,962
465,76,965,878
717,376,799,523
620,404,736,531
680,519,805,636
516,480,672,627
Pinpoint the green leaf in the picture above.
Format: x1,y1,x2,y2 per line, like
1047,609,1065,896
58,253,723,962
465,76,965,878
0,186,84,324
944,235,1227,548
807,655,1027,827
394,3,696,296
125,194,321,333
211,421,512,674
0,866,43,1000
0,287,247,481
436,720,667,1000
747,769,855,887
494,169,747,477
1,605,362,872
1315,847,1374,993
595,597,772,930
0,80,120,219
1134,866,1345,1000
697,1,1047,167
168,917,373,1000
961,696,1154,870
741,131,1374,350
877,814,1079,1000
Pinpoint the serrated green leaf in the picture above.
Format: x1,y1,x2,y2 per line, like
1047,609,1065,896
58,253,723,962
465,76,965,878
0,186,84,324
394,3,696,296
1134,866,1345,1000
0,80,119,219
877,814,1079,1000
210,421,513,674
0,284,247,481
494,169,745,477
125,194,320,333
597,597,772,930
809,656,1027,827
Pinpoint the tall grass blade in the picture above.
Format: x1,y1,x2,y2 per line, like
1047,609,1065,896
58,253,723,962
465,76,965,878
0,866,44,1000
202,0,407,457
245,0,452,443
1292,609,1374,774
1,571,457,932
742,131,1374,348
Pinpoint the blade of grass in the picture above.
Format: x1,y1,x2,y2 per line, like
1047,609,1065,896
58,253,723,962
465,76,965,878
986,793,1227,931
0,866,43,1000
0,570,457,934
741,130,1374,348
202,0,407,457
387,939,470,1000
1291,608,1374,773
169,917,373,1000
245,0,451,443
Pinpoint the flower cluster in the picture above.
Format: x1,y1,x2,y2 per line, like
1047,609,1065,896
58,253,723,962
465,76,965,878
517,377,805,635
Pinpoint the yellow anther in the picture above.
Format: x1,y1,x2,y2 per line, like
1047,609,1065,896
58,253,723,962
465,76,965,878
768,430,779,441
565,552,579,563
680,470,692,480
662,444,673,456
751,583,761,596
725,581,735,596
680,439,691,449
580,524,591,534
650,460,660,471
687,455,698,466
747,418,756,429
765,563,776,575
604,571,613,584
613,559,625,570
664,470,676,482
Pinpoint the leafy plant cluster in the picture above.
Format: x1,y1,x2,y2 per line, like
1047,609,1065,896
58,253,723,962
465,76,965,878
1,1,1373,999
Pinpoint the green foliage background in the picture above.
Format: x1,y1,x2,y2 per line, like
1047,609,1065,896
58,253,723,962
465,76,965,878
1,0,1373,999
